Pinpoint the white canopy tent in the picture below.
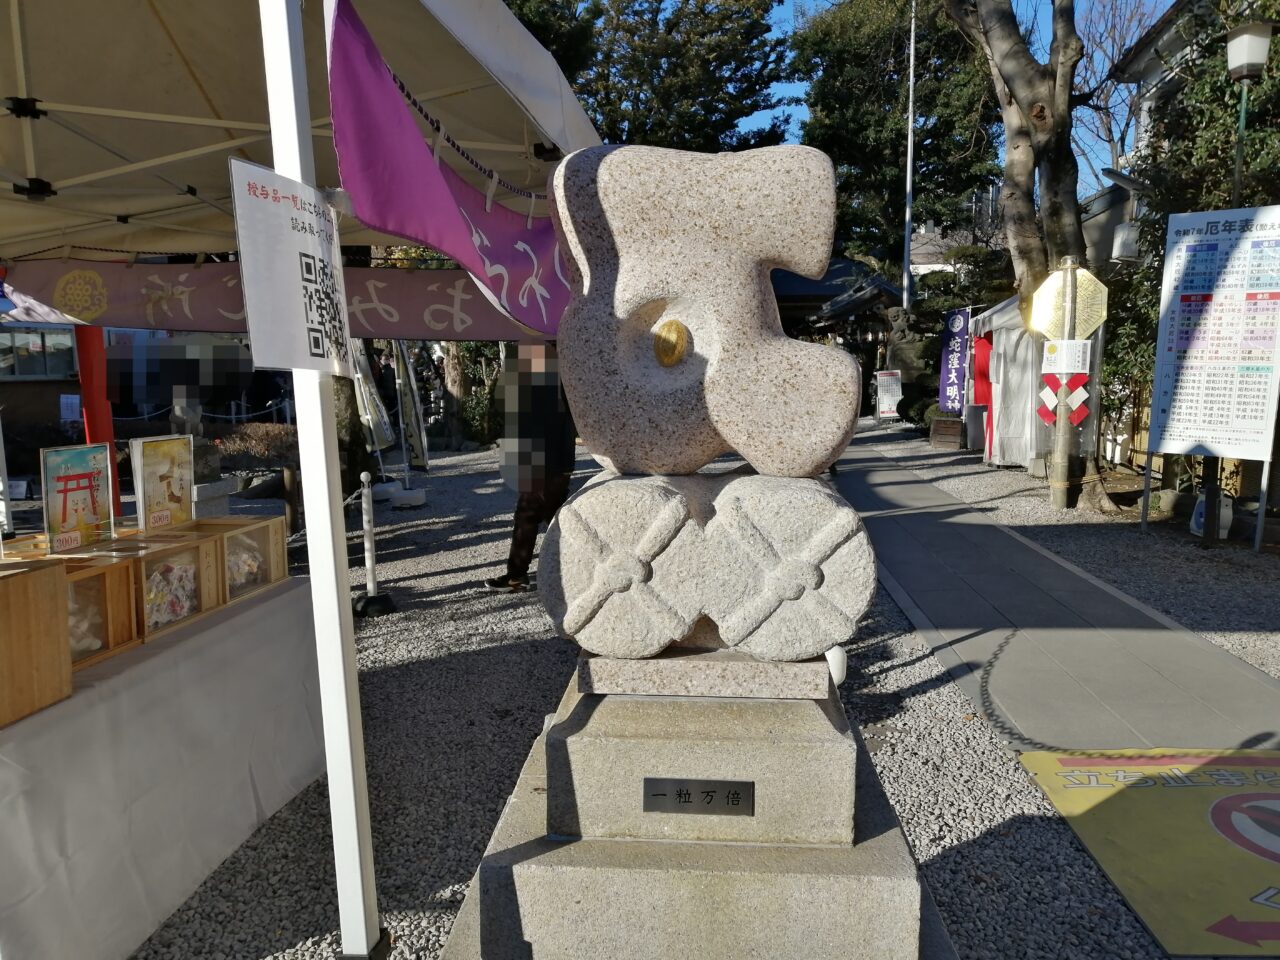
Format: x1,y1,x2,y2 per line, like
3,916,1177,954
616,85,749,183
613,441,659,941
1,2,598,958
0,0,597,260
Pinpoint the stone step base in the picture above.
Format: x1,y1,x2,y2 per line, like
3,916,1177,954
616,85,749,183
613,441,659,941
442,728,925,960
578,647,833,699
547,682,855,844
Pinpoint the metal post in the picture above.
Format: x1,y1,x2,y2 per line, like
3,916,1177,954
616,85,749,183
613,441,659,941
1050,257,1078,509
393,351,409,489
352,470,396,618
901,0,917,310
1140,456,1154,532
1256,458,1272,552
257,1,384,956
1204,79,1253,545
1232,79,1250,208
362,472,378,596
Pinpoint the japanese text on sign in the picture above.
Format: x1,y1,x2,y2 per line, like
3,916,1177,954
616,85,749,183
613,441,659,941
229,159,355,378
876,370,903,420
938,308,969,414
1148,206,1280,461
1042,340,1091,375
643,778,755,816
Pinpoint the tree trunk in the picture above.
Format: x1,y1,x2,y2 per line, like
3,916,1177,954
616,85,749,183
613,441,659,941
442,341,471,449
993,76,1047,312
333,374,374,497
949,0,1116,512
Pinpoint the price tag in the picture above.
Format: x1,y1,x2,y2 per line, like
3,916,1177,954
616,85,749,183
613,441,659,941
52,530,82,551
149,509,173,528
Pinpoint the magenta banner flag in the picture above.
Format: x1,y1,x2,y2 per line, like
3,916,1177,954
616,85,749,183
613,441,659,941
327,0,569,336
3,260,536,341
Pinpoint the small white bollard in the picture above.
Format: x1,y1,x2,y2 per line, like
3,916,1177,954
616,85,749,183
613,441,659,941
352,471,395,618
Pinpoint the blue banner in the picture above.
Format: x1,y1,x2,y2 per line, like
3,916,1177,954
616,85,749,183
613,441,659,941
938,307,970,414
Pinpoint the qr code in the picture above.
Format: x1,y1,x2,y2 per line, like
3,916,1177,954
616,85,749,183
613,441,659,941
300,252,350,366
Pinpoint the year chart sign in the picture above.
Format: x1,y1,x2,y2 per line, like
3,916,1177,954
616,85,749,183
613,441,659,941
229,159,355,380
1148,206,1280,461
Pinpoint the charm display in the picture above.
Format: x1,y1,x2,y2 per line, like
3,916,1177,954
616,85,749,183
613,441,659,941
67,577,107,659
143,552,200,630
226,531,267,599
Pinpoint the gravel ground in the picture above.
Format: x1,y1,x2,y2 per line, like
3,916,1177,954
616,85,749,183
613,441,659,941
843,592,1169,960
859,420,1280,682
122,442,1212,959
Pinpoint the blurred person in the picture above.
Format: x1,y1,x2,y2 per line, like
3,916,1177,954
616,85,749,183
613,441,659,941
486,342,576,592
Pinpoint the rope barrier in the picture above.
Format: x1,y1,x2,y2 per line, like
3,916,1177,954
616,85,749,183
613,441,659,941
388,70,548,203
111,405,173,421
201,403,292,422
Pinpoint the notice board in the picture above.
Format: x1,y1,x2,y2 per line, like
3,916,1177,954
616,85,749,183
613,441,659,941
1148,206,1280,461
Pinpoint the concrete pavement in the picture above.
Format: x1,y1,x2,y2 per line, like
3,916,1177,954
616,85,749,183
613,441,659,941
832,438,1280,751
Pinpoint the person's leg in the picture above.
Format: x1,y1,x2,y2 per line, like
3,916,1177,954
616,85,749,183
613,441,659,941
540,471,573,523
497,487,546,586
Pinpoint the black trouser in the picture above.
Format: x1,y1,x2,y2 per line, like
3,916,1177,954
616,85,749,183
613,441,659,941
506,471,573,579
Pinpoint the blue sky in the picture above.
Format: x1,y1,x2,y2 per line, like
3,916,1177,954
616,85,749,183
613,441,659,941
740,0,1176,198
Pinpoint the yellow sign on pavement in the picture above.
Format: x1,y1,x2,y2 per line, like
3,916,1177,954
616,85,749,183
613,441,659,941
1029,267,1108,340
1023,749,1280,957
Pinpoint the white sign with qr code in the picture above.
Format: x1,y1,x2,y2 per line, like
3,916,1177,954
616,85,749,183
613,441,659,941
229,159,355,379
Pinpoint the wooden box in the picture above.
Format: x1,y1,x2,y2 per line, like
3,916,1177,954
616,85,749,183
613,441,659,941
152,516,288,604
0,559,73,727
77,534,221,639
63,555,139,670
930,417,965,450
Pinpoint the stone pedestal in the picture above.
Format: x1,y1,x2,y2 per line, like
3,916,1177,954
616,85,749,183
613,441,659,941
547,681,855,844
578,648,832,699
441,665,925,960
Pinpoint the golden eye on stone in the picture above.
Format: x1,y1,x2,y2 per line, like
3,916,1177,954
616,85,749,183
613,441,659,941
653,318,690,367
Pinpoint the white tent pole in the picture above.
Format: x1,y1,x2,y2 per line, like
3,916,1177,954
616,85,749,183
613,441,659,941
54,135,269,190
9,0,37,179
257,1,383,957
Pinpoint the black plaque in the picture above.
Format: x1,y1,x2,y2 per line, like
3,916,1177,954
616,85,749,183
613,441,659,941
643,778,755,816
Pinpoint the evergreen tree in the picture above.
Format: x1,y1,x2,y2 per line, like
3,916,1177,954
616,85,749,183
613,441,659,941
792,0,1001,263
577,0,790,150
505,1,602,84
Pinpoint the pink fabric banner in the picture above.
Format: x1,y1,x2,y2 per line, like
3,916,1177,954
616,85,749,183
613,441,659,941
327,0,570,336
3,260,536,341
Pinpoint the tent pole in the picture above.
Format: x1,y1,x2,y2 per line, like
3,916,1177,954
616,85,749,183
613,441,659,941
257,1,384,957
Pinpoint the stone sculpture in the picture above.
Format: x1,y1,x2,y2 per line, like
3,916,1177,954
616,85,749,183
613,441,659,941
443,145,921,960
540,143,876,662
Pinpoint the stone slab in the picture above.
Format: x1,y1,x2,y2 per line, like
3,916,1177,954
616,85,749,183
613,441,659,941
545,682,855,844
577,649,832,699
442,727,923,960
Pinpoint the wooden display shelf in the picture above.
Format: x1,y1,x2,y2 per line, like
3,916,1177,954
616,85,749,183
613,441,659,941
63,555,139,671
0,533,48,559
149,516,288,605
0,558,72,728
72,534,222,640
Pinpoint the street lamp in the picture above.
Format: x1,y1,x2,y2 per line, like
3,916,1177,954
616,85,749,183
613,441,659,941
1203,21,1272,545
1227,21,1272,207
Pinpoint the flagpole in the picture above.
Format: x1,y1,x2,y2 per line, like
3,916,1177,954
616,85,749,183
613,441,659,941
902,0,917,310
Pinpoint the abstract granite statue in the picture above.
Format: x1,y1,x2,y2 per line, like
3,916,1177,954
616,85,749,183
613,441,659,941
540,144,876,662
